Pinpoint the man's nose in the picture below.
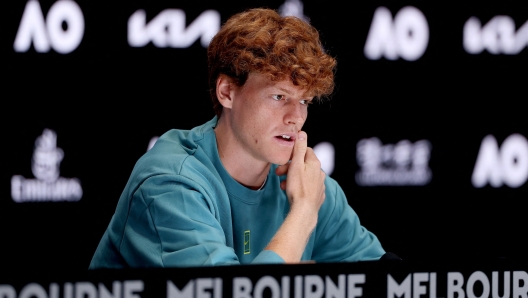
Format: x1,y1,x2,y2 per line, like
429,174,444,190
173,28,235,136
285,101,305,126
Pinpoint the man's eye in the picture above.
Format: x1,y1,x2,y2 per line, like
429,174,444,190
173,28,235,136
272,95,284,101
299,100,312,105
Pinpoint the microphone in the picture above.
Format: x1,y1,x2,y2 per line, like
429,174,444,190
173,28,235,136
380,252,402,261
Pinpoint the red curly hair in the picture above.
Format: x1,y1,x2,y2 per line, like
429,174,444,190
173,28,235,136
207,8,337,117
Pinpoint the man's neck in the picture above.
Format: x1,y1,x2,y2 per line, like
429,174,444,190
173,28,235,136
214,117,270,190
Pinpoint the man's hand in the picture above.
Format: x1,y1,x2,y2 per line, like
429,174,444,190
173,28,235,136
266,131,326,263
275,131,326,213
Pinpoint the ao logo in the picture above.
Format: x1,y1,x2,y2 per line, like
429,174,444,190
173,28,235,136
464,16,528,54
472,134,528,188
128,9,220,48
14,0,84,54
364,6,429,61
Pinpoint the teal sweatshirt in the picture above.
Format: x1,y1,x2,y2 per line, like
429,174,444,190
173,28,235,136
89,117,385,268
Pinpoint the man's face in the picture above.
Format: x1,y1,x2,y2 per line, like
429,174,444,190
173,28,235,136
227,72,311,165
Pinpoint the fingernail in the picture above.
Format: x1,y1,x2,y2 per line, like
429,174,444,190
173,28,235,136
298,131,306,140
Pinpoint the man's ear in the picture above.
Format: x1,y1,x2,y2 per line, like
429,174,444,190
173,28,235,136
216,75,236,109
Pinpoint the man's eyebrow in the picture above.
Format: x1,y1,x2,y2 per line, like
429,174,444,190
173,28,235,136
274,87,294,94
271,86,312,98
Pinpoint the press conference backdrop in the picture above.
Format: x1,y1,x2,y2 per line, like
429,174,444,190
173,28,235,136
2,0,527,271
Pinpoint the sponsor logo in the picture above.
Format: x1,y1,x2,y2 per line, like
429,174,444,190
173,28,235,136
314,142,335,175
364,6,429,61
278,0,309,23
472,134,528,188
128,9,220,48
14,0,84,54
464,16,528,55
355,137,432,186
11,129,83,202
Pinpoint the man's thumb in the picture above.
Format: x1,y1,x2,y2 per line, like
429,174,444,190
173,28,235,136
292,131,307,163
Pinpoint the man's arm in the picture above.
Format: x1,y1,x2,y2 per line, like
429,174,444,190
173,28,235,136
266,131,326,263
116,174,284,267
311,178,385,262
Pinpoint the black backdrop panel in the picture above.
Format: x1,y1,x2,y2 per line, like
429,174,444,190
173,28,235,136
1,0,528,271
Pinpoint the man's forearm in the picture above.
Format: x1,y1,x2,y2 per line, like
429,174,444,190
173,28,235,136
264,205,318,263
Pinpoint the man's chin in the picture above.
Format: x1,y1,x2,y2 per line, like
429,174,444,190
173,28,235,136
273,157,291,166
268,150,293,166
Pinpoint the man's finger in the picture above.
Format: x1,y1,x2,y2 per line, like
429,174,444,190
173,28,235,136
291,131,307,166
275,162,290,176
280,180,286,190
304,148,322,169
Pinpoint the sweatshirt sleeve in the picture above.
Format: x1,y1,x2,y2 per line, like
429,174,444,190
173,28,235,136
311,177,386,262
118,173,284,267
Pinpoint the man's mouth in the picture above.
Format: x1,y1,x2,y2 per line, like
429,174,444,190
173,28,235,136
275,135,294,142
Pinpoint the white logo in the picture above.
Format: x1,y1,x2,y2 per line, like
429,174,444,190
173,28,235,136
464,16,528,55
278,0,309,23
13,0,84,54
364,6,429,61
147,136,159,151
472,134,528,188
314,142,335,175
128,9,220,48
11,129,83,202
355,137,432,186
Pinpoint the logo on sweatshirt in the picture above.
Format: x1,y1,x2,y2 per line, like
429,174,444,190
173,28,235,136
244,230,250,254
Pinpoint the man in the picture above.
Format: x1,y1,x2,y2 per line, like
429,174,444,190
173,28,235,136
89,7,385,268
